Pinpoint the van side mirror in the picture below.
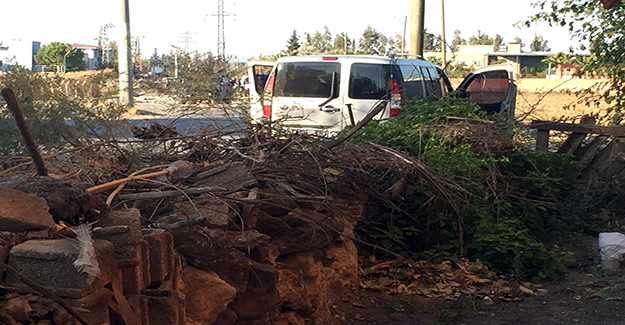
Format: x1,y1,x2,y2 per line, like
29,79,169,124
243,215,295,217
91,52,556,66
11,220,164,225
457,89,469,99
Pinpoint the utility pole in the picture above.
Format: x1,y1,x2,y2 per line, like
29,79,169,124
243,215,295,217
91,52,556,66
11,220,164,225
409,0,425,57
440,0,447,67
119,0,133,106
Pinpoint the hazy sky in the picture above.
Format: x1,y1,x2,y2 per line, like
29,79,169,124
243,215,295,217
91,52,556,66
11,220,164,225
1,0,578,60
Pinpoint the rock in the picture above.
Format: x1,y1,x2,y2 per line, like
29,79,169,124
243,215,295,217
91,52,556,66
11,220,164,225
255,212,291,238
276,252,333,323
181,267,236,324
213,308,238,325
326,240,359,294
272,311,306,325
0,187,55,232
257,186,298,216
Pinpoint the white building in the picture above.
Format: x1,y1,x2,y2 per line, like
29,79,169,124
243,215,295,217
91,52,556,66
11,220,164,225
0,39,40,71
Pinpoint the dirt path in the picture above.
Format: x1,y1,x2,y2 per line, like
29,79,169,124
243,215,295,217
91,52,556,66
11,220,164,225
335,265,625,325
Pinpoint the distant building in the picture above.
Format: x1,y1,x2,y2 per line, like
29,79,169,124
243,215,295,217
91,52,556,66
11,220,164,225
0,39,40,71
72,44,102,70
425,42,553,77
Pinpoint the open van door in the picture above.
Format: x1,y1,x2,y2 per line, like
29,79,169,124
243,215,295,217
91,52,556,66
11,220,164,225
456,65,516,118
246,60,275,123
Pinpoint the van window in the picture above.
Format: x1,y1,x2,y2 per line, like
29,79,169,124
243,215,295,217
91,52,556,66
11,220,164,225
349,63,391,99
397,64,425,99
274,62,340,98
421,67,443,98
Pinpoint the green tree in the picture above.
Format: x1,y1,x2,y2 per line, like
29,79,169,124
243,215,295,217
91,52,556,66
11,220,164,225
527,1,625,120
424,30,441,52
285,29,300,54
451,29,466,51
33,42,86,71
529,34,550,52
494,34,504,48
468,30,495,45
310,26,333,53
359,25,388,54
332,32,354,54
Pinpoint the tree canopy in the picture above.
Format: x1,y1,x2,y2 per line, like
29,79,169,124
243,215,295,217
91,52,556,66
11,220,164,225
285,30,300,54
529,34,550,52
33,42,86,71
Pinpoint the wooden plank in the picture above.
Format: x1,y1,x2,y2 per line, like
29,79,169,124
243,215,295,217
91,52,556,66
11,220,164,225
557,116,595,154
575,135,608,165
536,129,550,151
530,120,625,137
593,138,625,175
600,158,625,178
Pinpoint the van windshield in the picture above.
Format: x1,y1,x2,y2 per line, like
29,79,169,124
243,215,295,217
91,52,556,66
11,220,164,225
274,62,340,98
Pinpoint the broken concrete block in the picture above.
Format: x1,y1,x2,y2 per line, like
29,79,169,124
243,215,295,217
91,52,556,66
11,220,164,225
7,239,115,298
142,229,174,284
0,187,55,232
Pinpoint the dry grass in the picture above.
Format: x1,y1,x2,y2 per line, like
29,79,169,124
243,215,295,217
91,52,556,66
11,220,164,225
516,90,609,124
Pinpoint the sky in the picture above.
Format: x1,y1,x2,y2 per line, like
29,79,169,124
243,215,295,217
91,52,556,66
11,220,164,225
1,0,579,61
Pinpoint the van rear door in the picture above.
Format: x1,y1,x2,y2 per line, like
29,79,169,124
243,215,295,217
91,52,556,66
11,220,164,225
271,60,343,131
247,61,275,122
456,65,516,117
344,63,392,126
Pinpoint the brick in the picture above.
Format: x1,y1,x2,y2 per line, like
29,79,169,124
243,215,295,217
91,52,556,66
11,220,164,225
141,239,151,288
145,289,184,325
7,239,115,299
98,208,143,240
0,187,55,232
93,226,142,268
127,294,149,325
142,229,174,284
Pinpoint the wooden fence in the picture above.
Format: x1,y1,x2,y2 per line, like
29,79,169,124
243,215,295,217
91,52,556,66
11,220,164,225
530,118,625,179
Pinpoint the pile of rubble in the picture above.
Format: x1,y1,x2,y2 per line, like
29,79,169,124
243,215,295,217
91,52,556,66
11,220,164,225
0,156,366,325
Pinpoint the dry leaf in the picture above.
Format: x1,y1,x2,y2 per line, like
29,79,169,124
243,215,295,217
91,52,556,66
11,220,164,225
519,286,537,296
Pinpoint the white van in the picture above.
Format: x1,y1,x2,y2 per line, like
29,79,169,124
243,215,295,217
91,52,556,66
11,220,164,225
248,55,516,132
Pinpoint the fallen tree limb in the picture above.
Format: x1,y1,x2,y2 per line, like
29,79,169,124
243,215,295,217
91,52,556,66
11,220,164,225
116,186,226,200
322,100,388,150
0,261,91,325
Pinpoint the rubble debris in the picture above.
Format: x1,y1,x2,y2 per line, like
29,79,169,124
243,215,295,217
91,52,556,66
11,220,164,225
0,187,55,232
131,121,180,139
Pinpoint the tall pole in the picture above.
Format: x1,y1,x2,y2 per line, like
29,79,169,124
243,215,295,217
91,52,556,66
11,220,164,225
410,0,425,57
402,15,407,53
440,0,447,67
119,0,133,106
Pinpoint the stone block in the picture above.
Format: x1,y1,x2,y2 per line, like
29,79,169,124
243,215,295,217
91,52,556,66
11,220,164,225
0,187,55,232
7,239,115,299
127,294,149,325
141,239,151,288
93,226,142,268
142,229,174,284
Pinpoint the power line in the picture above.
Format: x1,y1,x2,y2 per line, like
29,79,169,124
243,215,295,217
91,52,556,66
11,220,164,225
208,0,235,60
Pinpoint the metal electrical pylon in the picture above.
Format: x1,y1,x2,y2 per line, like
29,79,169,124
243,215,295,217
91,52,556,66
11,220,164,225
213,0,235,60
